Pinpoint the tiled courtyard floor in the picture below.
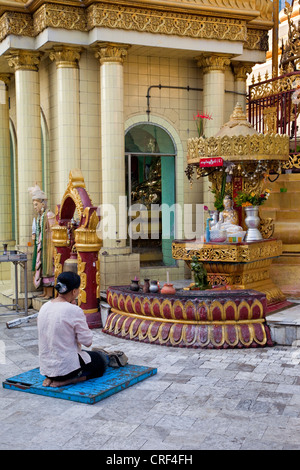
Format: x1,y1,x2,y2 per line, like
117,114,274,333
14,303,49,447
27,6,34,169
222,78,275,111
0,306,300,450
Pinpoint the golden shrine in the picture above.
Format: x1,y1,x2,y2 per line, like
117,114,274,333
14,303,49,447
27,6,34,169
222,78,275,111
51,169,102,328
173,103,290,306
247,1,300,298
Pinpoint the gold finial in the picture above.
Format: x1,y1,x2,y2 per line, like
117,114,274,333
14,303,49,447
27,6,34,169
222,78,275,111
69,169,85,188
229,102,246,121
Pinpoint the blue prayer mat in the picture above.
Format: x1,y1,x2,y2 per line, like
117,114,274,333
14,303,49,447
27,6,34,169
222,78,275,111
2,364,157,404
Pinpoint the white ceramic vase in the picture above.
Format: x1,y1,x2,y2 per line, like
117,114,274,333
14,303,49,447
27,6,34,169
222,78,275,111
244,205,263,242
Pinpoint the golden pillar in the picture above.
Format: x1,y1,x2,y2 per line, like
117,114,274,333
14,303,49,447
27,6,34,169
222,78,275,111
49,46,82,199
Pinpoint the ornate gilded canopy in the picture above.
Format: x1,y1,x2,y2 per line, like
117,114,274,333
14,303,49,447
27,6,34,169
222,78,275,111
187,103,290,165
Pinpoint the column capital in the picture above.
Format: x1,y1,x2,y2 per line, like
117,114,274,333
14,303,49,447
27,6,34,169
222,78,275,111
6,50,42,72
232,61,254,80
196,54,231,73
94,43,130,65
0,74,12,87
49,46,82,69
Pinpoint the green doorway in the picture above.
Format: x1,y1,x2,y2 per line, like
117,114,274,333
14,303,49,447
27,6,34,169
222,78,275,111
125,123,176,266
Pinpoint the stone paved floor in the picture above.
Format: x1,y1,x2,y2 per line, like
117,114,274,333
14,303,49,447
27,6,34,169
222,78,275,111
1,307,300,450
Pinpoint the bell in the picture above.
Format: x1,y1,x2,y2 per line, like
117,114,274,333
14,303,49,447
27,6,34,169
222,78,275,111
63,251,78,274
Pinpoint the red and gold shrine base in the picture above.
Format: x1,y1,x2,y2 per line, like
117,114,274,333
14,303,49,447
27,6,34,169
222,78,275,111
77,250,101,329
103,286,273,349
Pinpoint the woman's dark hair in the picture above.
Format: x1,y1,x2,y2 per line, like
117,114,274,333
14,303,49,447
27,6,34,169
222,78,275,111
55,272,81,294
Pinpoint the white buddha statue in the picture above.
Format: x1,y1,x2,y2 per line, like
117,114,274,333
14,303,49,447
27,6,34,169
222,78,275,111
217,195,243,234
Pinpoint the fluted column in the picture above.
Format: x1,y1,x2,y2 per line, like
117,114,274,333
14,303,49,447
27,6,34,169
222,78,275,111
7,51,43,246
232,62,253,112
197,54,231,137
95,43,130,251
49,46,82,198
0,74,13,244
196,54,231,207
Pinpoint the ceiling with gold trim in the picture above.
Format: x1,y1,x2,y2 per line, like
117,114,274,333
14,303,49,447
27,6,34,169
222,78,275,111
0,0,273,27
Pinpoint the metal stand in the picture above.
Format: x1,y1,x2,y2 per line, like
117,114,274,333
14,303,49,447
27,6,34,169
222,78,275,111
0,250,28,316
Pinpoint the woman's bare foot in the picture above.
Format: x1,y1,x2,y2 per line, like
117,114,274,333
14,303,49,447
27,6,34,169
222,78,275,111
42,378,53,387
50,376,86,388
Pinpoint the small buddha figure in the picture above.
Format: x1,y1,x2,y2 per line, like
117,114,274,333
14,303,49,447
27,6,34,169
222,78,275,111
190,256,210,290
218,195,243,234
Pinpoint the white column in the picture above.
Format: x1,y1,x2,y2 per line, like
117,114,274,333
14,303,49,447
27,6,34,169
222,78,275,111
196,54,231,207
197,54,231,137
0,74,13,244
95,43,130,251
49,46,82,198
232,62,253,112
7,51,43,246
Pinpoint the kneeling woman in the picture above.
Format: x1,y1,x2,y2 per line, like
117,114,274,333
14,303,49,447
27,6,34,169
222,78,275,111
38,271,108,387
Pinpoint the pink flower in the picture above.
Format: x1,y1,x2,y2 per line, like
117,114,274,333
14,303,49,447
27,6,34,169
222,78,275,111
193,111,213,137
198,112,213,120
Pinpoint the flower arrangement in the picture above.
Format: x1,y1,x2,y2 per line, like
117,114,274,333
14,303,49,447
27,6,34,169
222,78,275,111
210,171,227,212
234,189,271,207
193,111,213,137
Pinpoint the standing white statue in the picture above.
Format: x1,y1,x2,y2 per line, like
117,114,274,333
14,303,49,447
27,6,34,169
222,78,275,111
28,185,56,298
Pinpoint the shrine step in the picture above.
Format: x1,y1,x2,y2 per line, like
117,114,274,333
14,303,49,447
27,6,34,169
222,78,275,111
266,301,300,346
32,296,49,311
0,284,35,310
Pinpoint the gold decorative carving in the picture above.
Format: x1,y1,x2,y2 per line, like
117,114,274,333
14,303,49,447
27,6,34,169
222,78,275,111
172,239,282,263
87,3,246,42
232,61,253,80
197,54,231,72
75,210,102,252
282,153,300,170
245,28,269,51
94,43,130,64
279,2,300,71
60,170,86,219
111,307,265,326
259,217,274,239
49,46,82,69
262,106,277,134
105,309,269,348
6,50,42,72
77,252,87,306
33,3,87,33
187,133,290,164
249,72,299,100
0,0,273,49
187,102,289,164
95,258,100,299
53,247,62,283
0,73,11,86
172,239,285,303
51,225,69,247
0,12,34,42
